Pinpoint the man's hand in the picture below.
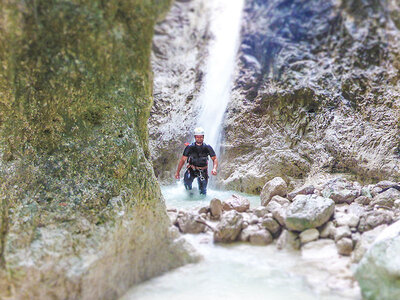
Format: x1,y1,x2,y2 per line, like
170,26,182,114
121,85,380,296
211,168,217,176
175,172,180,179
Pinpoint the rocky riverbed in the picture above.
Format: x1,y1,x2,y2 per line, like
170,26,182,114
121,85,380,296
167,175,400,298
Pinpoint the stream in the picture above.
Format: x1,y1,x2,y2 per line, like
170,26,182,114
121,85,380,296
121,183,361,300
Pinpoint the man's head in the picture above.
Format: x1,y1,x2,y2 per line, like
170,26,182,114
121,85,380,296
194,127,205,145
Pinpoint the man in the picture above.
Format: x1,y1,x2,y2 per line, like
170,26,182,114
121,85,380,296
175,127,218,195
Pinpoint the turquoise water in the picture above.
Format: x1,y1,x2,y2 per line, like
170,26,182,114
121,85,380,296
120,183,361,300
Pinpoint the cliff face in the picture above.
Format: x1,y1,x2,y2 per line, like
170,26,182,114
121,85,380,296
0,1,192,299
149,0,212,183
218,0,400,193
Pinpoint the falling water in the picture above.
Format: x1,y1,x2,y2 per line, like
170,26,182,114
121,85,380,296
196,0,244,155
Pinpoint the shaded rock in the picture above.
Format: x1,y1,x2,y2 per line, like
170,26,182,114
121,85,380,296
222,194,250,212
285,194,335,231
198,206,209,215
370,188,400,208
322,178,361,204
355,221,400,300
261,217,281,237
210,198,223,219
375,180,399,189
213,211,244,243
300,228,319,244
287,185,315,201
355,196,372,205
333,225,352,241
260,177,287,206
249,229,273,245
319,221,335,239
336,238,353,256
352,224,388,263
239,224,259,242
358,210,394,232
276,229,300,250
176,212,206,234
265,196,290,226
253,206,269,218
249,214,260,225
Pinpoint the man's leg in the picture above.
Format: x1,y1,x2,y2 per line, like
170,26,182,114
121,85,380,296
197,170,208,195
183,169,195,190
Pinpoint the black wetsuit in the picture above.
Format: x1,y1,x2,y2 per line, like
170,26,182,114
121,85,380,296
183,142,216,195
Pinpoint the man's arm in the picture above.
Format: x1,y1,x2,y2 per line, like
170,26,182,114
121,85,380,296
175,155,188,179
211,156,218,176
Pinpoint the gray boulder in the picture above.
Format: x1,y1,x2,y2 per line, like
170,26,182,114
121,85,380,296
299,228,319,244
276,229,300,250
261,217,281,237
176,212,206,234
213,210,244,243
210,198,223,219
336,238,353,256
287,185,315,201
260,177,287,206
285,194,335,231
355,221,400,300
370,188,400,208
322,178,361,204
265,195,290,226
222,194,250,213
352,224,388,263
249,229,273,245
358,210,394,232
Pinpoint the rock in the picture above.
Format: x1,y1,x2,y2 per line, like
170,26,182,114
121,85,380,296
249,229,273,245
333,226,352,241
213,210,244,243
355,221,400,300
198,206,209,215
375,180,399,189
285,194,335,231
319,221,335,239
253,206,269,218
355,196,372,205
249,214,260,225
334,212,360,228
299,228,319,244
276,229,300,251
222,194,250,212
287,185,315,201
261,217,281,237
370,188,400,208
239,224,259,242
352,224,388,263
260,177,287,206
176,212,206,234
358,210,394,232
265,196,290,226
210,198,223,219
336,238,353,256
322,178,361,204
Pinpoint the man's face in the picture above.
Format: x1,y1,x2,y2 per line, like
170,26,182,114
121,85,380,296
194,135,204,144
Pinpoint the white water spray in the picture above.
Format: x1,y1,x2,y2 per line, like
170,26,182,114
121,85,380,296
197,0,244,155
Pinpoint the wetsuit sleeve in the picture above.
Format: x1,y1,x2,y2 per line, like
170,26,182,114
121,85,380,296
183,145,191,156
207,145,216,157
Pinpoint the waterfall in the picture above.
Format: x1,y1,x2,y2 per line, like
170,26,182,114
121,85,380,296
196,0,244,156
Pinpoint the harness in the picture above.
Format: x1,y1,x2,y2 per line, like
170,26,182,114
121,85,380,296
187,143,209,168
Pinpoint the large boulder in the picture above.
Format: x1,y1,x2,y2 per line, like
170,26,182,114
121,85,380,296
213,210,244,243
355,221,400,300
370,188,400,208
176,212,206,234
260,177,287,206
285,194,335,231
357,210,394,232
322,178,361,204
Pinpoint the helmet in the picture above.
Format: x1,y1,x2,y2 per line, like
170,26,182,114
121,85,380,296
193,127,205,136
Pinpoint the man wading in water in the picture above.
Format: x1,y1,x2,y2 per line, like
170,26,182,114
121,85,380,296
175,127,218,195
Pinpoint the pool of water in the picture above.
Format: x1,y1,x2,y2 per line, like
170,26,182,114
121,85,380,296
120,183,361,300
